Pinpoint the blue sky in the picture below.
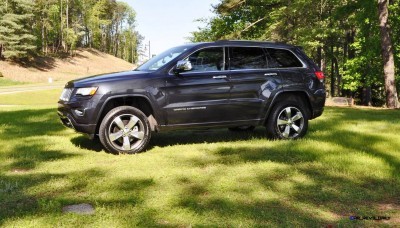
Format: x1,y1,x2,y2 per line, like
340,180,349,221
121,0,219,56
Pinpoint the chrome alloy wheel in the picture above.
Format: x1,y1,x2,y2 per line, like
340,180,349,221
108,114,145,151
276,107,304,139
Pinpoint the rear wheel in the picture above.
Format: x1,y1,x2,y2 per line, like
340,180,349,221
266,101,309,139
99,106,151,154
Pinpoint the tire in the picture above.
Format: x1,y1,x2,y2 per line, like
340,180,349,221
228,126,256,132
266,100,309,139
99,106,151,154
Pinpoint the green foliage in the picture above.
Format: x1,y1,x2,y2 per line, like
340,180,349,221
192,0,400,106
0,0,36,58
0,0,141,64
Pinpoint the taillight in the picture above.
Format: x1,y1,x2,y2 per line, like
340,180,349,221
315,71,325,81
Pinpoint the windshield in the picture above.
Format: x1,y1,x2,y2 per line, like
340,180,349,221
136,45,193,71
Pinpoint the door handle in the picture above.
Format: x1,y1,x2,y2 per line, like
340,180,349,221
265,73,278,76
213,75,227,79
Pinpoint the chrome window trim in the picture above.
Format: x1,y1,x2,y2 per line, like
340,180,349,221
227,45,307,69
168,44,308,76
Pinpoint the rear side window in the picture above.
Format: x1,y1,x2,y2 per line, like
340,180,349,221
266,48,303,68
229,47,267,70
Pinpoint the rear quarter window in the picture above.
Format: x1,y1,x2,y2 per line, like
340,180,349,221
266,48,304,68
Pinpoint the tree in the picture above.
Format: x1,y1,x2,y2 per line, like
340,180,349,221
192,0,400,107
378,0,399,108
0,0,36,58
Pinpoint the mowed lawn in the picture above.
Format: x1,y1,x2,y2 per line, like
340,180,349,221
0,89,399,227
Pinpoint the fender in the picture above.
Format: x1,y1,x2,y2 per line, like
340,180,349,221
95,94,162,126
261,89,313,125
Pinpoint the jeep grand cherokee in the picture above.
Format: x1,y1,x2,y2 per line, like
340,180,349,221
58,40,326,154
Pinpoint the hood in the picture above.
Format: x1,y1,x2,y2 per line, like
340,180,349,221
68,70,150,87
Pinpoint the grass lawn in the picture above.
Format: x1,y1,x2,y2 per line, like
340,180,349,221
0,89,61,105
0,90,399,227
0,78,27,87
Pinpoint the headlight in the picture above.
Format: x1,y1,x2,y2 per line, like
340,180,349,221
75,87,98,96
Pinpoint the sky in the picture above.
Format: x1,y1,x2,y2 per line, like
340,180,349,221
121,0,219,57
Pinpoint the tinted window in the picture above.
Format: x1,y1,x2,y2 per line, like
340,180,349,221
229,47,267,70
137,45,192,71
266,48,303,68
185,47,224,72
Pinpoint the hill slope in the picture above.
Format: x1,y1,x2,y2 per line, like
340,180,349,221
0,49,134,83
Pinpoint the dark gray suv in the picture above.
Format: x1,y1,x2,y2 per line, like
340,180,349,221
58,40,326,154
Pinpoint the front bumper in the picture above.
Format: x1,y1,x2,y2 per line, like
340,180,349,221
57,98,99,135
57,110,97,135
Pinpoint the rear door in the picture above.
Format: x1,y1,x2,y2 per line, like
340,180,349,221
265,48,308,89
228,46,282,121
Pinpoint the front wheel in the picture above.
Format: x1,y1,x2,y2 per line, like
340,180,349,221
266,101,309,139
99,106,151,154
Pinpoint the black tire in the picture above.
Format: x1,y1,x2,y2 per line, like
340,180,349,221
228,126,256,132
266,100,309,139
99,106,151,154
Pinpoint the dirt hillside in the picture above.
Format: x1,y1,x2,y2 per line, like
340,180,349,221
0,49,134,83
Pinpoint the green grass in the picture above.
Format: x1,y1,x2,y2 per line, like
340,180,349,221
0,89,61,105
0,90,399,227
0,78,27,87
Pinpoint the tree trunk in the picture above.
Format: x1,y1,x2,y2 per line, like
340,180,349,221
65,0,69,53
0,44,3,58
378,0,399,108
331,45,335,97
317,47,322,68
60,0,64,51
42,18,45,54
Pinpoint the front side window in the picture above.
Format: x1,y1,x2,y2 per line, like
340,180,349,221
266,48,303,68
136,45,193,71
229,47,267,70
185,47,224,72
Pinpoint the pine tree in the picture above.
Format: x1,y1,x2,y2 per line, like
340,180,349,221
0,0,36,58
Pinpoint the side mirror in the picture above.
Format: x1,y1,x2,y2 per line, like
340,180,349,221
174,60,192,74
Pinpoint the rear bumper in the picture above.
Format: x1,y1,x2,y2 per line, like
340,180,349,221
312,107,324,119
311,89,326,119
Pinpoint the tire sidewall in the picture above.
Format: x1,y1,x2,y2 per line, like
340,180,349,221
266,101,309,139
99,106,151,154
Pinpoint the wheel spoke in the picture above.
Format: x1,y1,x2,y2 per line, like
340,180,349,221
125,116,139,130
285,107,292,119
277,119,288,125
291,113,303,122
122,136,131,150
291,124,300,133
131,131,145,140
114,117,125,130
109,130,123,142
283,125,290,138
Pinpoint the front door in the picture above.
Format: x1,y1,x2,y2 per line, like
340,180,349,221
164,47,231,125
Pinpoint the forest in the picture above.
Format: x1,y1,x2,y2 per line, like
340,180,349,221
191,0,400,108
1,0,399,108
0,0,140,63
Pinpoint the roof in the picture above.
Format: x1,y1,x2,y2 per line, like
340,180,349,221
198,40,295,48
